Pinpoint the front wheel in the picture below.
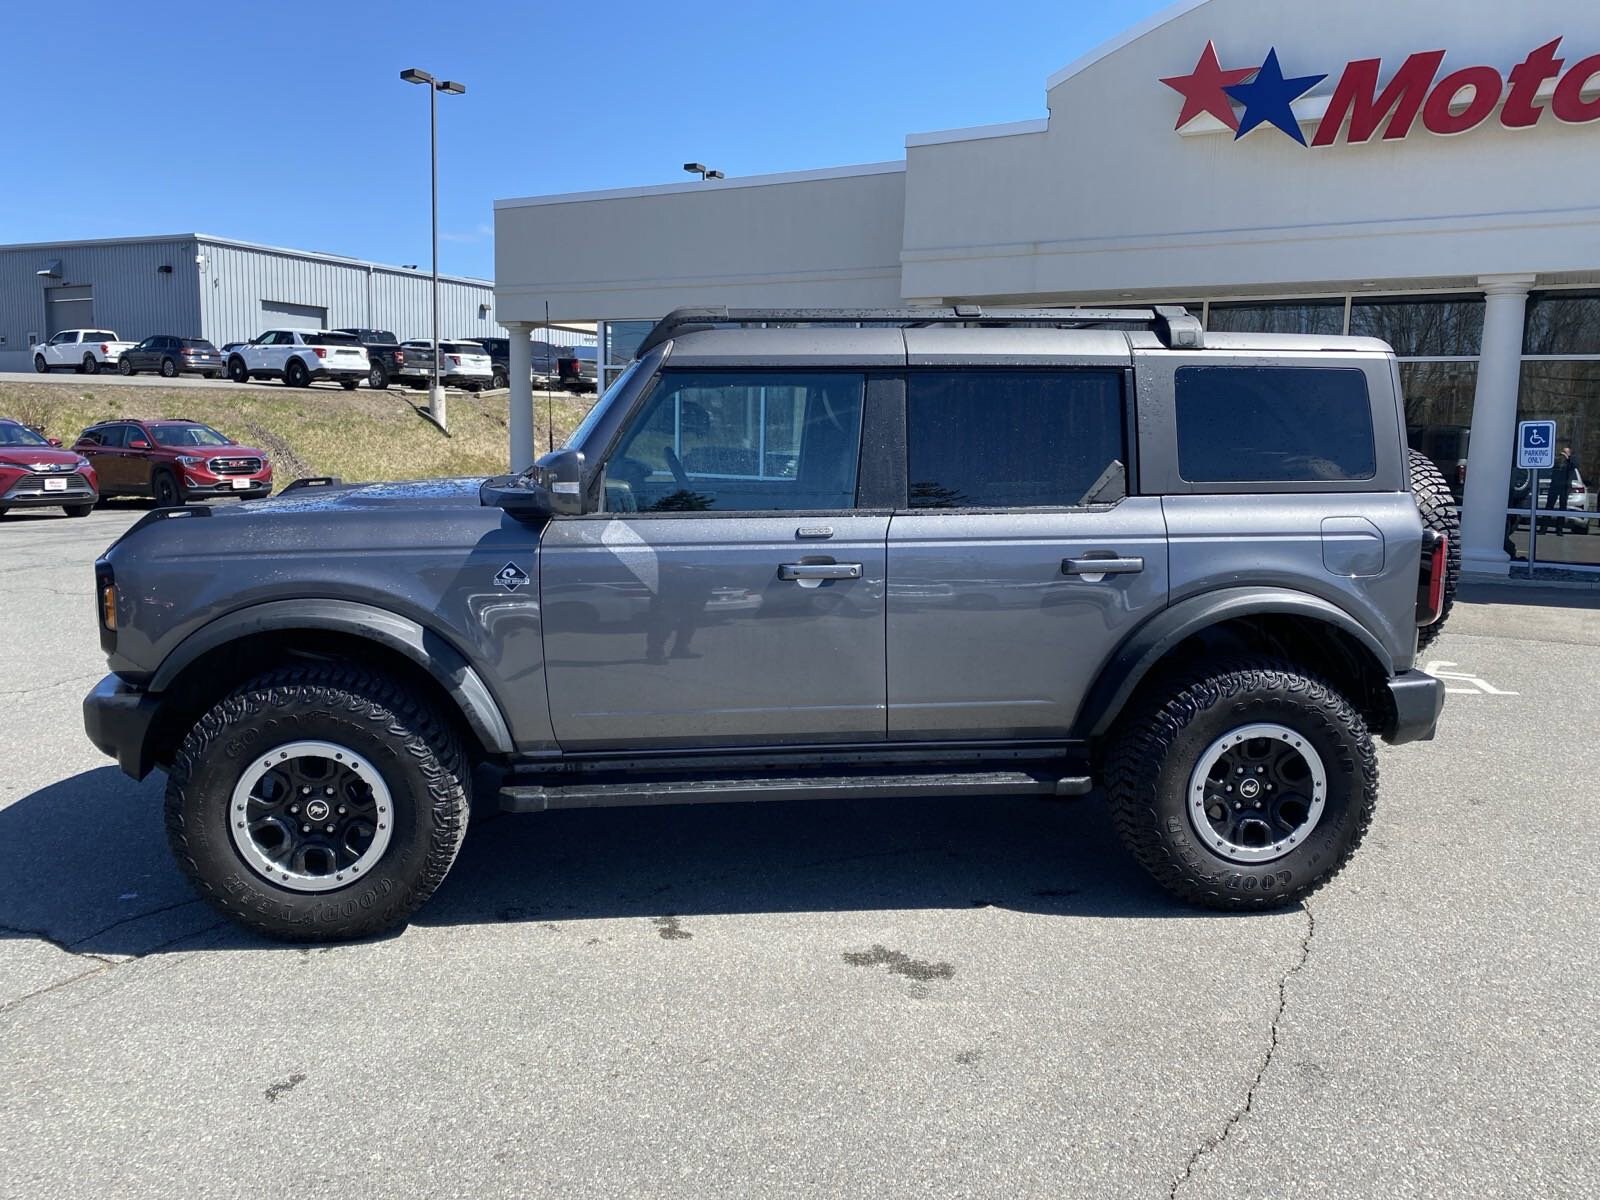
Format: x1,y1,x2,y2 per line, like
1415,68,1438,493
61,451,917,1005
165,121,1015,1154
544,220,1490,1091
65,503,93,518
163,665,470,941
119,357,136,376
153,469,182,507
1105,661,1377,911
228,357,249,383
34,354,48,373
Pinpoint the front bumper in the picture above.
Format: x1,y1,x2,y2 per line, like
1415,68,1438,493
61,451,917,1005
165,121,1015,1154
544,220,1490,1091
183,479,272,498
1,471,97,507
83,674,160,780
1383,669,1446,746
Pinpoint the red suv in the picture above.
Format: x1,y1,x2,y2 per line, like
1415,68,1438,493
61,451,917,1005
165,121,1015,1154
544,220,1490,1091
74,419,273,506
0,418,98,518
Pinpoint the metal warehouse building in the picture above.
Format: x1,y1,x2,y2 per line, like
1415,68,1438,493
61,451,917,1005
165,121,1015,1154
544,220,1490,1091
0,234,504,374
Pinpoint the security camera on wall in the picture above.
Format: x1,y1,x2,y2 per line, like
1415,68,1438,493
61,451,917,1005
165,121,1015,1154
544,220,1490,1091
195,253,207,268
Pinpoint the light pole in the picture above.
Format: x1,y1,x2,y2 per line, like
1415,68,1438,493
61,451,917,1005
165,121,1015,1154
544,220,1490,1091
682,162,724,180
401,67,465,431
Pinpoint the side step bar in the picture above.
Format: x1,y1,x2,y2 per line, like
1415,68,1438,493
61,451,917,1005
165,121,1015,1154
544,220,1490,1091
498,768,1093,813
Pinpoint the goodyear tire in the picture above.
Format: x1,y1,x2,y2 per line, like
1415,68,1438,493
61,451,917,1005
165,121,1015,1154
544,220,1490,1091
1409,449,1459,649
1105,661,1377,911
164,664,470,941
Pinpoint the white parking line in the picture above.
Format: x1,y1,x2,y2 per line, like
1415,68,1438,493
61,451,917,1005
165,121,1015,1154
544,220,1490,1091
1423,661,1519,696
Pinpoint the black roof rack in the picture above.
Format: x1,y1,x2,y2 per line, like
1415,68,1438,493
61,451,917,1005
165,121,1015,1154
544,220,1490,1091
634,304,1203,358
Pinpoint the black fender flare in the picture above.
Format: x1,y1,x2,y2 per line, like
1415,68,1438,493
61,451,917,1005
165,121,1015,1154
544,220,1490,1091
1073,586,1395,740
149,598,514,755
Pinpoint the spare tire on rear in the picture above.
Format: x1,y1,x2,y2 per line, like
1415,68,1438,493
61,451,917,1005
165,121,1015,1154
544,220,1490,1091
1409,449,1460,649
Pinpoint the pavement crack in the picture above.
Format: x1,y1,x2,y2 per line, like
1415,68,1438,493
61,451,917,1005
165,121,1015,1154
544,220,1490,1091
65,898,206,949
1168,906,1316,1199
0,921,119,968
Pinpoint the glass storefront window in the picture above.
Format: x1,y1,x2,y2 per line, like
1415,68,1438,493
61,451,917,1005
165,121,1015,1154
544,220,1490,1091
603,320,655,368
1206,301,1344,336
1509,361,1600,567
1522,292,1600,356
1349,295,1484,357
1401,361,1478,501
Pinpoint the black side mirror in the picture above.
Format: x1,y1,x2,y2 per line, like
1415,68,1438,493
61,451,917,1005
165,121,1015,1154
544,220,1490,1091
481,448,587,521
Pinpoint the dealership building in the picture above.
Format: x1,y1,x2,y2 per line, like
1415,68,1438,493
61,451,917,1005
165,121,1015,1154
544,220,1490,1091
494,0,1600,577
0,234,505,375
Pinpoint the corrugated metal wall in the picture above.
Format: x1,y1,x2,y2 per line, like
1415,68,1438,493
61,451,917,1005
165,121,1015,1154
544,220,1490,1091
0,238,201,371
199,239,498,346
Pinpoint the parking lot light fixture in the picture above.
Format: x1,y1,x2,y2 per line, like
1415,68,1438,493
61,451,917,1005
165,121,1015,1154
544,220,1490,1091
401,67,465,431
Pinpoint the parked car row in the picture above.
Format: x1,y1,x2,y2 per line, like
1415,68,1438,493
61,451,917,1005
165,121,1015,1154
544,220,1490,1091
31,326,599,392
0,415,271,519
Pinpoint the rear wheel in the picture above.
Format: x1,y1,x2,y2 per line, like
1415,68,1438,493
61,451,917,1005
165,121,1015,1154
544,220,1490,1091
368,362,389,389
1409,450,1460,649
1105,661,1377,911
491,367,509,390
153,469,182,507
285,358,309,388
119,357,135,376
163,664,470,941
80,354,98,375
160,357,178,378
228,357,249,384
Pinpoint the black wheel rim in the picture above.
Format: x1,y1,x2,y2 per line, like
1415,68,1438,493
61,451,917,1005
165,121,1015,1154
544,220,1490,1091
230,741,393,892
1187,723,1328,864
156,476,177,505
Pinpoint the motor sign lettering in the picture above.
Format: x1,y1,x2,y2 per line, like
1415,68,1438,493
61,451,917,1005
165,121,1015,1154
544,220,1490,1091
1162,36,1600,145
1518,421,1556,470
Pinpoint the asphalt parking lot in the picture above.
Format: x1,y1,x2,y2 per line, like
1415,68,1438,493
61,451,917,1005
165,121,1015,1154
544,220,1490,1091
0,368,502,394
2,505,1597,1199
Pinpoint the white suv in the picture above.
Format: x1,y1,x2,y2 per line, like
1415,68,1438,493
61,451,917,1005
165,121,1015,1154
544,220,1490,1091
398,339,495,391
225,330,371,389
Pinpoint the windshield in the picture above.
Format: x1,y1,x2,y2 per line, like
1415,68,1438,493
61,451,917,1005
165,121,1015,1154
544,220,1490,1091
151,423,232,448
563,359,644,451
0,423,48,447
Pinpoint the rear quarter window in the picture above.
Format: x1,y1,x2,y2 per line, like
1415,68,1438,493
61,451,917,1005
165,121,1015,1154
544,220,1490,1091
1175,366,1376,483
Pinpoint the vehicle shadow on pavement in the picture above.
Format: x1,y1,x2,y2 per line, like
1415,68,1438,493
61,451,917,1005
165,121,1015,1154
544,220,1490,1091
0,769,1224,958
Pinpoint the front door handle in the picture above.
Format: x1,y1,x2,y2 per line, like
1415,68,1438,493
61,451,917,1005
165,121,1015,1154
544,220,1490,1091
1063,555,1144,577
778,562,862,581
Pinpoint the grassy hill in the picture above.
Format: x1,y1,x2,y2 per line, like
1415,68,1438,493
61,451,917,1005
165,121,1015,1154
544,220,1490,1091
0,381,593,488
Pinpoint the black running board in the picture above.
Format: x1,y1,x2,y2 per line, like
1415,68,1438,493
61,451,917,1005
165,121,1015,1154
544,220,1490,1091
498,768,1093,813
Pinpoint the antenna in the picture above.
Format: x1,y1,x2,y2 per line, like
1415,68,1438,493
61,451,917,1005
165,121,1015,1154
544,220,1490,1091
545,298,554,453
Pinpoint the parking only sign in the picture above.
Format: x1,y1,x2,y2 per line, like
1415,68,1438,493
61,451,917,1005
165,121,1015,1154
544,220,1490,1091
1518,420,1556,470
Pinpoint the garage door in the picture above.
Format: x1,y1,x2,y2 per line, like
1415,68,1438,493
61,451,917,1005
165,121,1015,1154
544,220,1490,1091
260,300,326,327
46,287,94,336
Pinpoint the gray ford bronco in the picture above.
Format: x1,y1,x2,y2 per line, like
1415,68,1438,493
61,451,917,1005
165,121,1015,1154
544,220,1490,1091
83,306,1455,941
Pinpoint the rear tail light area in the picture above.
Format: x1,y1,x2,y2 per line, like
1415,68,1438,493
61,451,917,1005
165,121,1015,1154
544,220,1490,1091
447,355,461,366
100,343,110,354
313,347,328,359
391,350,405,365
95,559,117,650
1417,530,1448,628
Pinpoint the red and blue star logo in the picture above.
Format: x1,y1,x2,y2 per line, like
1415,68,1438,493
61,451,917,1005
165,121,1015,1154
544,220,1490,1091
1161,43,1326,145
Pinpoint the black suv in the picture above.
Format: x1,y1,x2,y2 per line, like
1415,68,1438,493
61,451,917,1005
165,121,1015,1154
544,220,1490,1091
468,337,566,389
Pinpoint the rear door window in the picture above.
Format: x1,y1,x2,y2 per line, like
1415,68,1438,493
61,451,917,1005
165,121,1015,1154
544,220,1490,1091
906,371,1127,509
608,371,865,513
1175,367,1376,483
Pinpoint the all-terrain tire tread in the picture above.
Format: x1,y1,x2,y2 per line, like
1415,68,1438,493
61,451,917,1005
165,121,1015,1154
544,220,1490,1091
163,663,468,941
1104,660,1378,911
1408,449,1460,649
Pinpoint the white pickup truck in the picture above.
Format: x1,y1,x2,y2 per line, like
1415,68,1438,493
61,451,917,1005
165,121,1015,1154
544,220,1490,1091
34,329,136,374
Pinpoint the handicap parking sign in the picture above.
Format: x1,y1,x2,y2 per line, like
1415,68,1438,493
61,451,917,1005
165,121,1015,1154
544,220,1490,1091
1517,420,1556,470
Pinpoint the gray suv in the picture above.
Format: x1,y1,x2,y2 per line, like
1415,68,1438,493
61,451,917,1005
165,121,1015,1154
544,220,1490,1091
82,306,1456,941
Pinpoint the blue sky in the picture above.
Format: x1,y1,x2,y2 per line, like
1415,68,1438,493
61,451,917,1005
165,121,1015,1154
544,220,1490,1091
1,0,1170,280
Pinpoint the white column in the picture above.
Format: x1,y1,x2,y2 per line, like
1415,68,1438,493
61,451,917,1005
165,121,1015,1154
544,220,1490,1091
506,322,535,472
1459,274,1535,577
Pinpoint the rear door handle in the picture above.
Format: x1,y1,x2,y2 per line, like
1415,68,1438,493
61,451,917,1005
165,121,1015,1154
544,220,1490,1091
1063,555,1144,576
778,562,862,581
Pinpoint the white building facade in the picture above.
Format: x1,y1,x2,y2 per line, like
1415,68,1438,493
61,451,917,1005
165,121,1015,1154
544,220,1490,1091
495,0,1600,577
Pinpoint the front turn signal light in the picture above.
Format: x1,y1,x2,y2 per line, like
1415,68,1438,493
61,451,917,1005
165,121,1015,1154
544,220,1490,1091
101,583,117,631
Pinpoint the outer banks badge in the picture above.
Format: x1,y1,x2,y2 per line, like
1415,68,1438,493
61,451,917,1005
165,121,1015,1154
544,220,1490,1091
494,562,530,592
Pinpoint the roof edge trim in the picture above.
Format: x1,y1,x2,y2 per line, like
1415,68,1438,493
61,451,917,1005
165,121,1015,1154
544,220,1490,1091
1043,0,1212,91
494,161,907,211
